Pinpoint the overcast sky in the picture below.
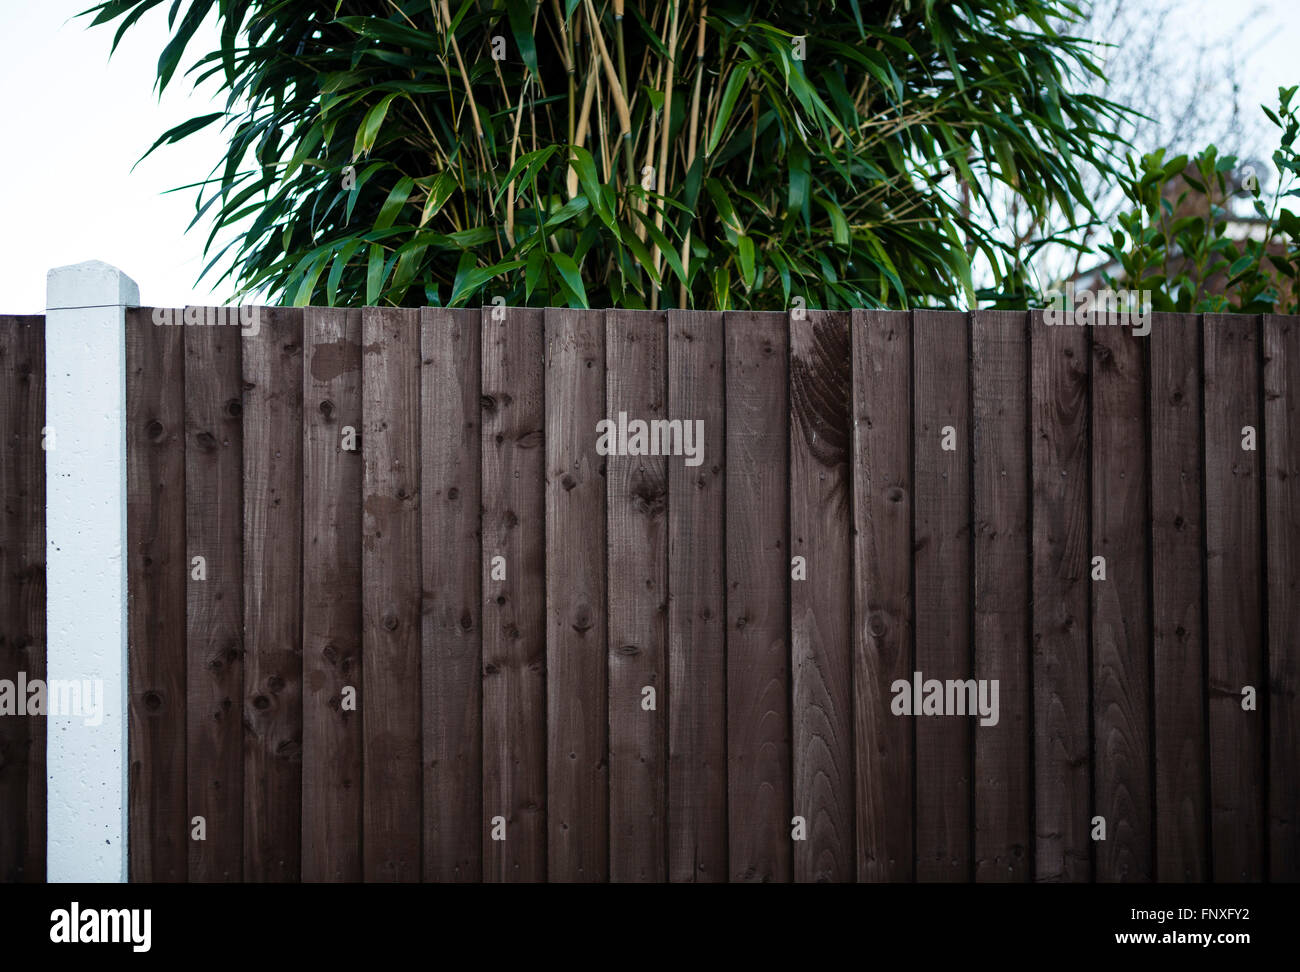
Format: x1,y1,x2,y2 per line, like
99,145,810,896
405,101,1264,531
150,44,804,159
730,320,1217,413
0,0,1297,313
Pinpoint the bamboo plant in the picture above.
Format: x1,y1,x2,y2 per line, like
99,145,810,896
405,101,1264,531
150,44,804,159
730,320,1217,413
84,0,1130,310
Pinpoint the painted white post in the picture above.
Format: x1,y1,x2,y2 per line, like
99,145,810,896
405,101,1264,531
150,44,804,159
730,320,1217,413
44,260,138,882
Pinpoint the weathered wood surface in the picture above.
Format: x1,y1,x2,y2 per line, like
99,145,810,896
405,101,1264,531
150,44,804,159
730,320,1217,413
46,306,1282,885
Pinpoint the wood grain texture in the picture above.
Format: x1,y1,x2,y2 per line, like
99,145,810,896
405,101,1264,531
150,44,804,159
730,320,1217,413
913,309,972,882
111,306,1285,885
242,307,303,882
361,307,422,882
605,309,667,882
667,310,727,883
185,311,244,882
420,307,482,882
481,307,547,882
1091,318,1152,882
971,310,1030,882
1203,313,1264,882
126,306,188,882
724,310,791,883
851,309,913,883
301,307,362,882
1263,314,1299,881
0,316,45,883
1030,310,1091,883
1149,313,1207,881
545,307,608,882
790,309,853,883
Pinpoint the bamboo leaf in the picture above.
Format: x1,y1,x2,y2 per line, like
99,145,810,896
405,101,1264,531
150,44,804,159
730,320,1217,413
375,176,416,231
737,235,756,289
550,252,589,308
707,64,753,157
507,0,540,77
353,92,402,160
421,170,459,226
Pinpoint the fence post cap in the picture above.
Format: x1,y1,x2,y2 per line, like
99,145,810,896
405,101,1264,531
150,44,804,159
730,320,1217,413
46,260,140,311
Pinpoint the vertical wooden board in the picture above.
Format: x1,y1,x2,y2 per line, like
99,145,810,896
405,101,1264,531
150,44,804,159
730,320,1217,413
851,310,913,883
185,311,244,882
912,309,972,882
667,310,727,883
242,307,304,882
1030,310,1091,882
1149,313,1207,881
606,309,667,882
545,307,608,882
421,307,482,882
971,311,1030,882
724,310,791,883
1264,314,1300,881
1203,313,1264,882
0,316,45,882
301,308,362,882
126,307,187,881
361,307,422,882
546,309,611,878
482,307,546,882
1091,319,1153,882
790,310,853,883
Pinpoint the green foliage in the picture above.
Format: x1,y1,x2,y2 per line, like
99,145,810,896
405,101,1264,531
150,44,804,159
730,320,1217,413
1099,87,1300,313
84,0,1129,309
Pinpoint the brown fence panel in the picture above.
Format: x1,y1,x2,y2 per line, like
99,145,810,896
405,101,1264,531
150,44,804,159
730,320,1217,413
1150,312,1208,881
851,309,915,882
0,315,45,883
1031,308,1092,882
790,309,853,883
360,307,420,882
99,306,1295,884
481,306,547,882
420,307,482,882
186,308,246,883
241,308,304,882
126,307,187,882
301,306,362,882
1204,312,1265,882
545,307,608,881
1091,316,1153,882
913,309,973,881
972,310,1031,882
606,308,667,882
1264,313,1300,882
724,310,792,883
666,309,727,882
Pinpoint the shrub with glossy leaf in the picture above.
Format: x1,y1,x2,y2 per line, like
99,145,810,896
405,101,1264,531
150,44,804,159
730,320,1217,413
84,0,1129,309
1099,87,1300,313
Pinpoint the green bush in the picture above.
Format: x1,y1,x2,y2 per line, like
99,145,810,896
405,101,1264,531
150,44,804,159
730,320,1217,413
1097,87,1300,313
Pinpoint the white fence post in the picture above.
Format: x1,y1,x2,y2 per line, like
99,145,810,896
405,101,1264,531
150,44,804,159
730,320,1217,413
44,259,137,882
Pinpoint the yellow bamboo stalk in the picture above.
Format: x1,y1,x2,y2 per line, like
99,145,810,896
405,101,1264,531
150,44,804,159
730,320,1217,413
679,3,707,306
435,0,485,148
596,77,612,183
581,0,634,186
650,0,681,309
549,0,576,146
614,0,630,141
637,58,664,245
568,46,601,198
505,82,532,247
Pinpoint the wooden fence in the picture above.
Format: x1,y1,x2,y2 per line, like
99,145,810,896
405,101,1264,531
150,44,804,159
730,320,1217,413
0,315,45,883
4,307,1299,882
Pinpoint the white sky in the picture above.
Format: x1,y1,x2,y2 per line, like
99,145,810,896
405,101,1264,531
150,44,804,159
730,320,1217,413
0,0,1296,314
